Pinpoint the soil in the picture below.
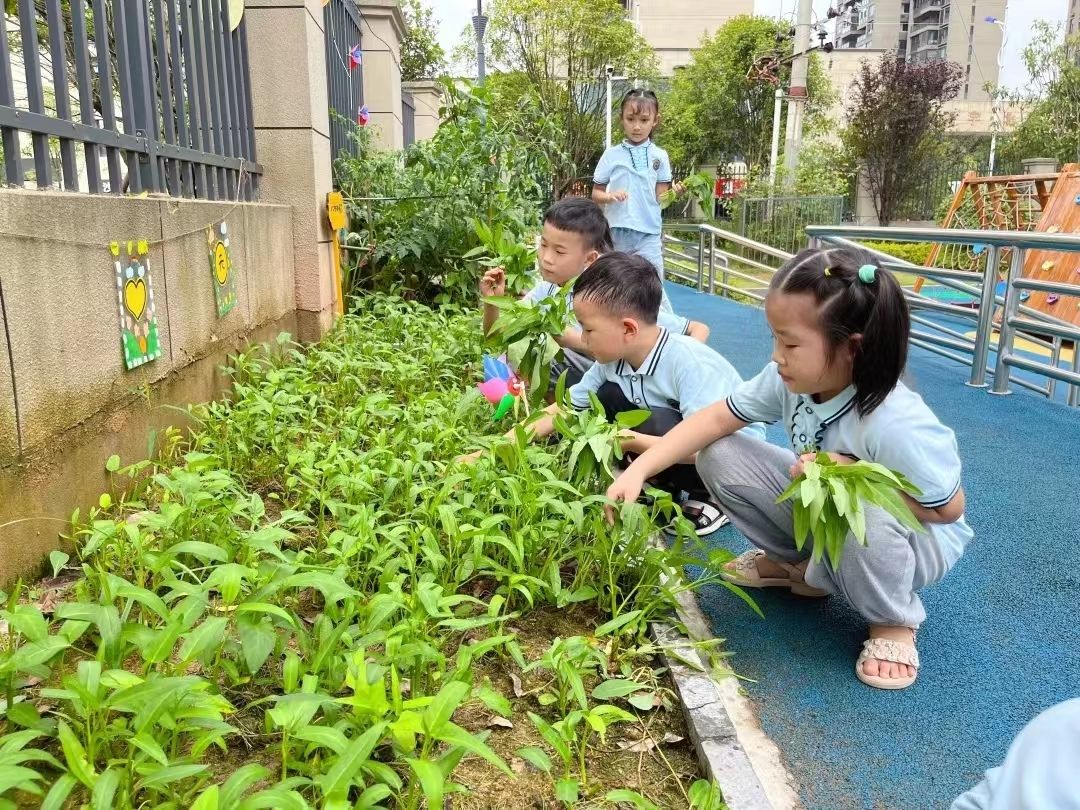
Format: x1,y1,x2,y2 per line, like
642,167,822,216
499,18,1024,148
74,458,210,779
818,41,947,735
448,607,702,809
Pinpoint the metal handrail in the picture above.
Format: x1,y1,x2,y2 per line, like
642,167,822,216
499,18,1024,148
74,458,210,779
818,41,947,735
665,222,1080,407
805,225,1080,252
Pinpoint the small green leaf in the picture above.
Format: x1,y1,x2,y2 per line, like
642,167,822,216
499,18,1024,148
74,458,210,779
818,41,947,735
406,758,444,807
105,455,121,473
516,746,551,773
555,777,580,803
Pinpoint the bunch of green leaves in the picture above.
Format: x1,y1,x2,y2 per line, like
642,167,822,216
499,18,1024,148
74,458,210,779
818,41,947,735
659,171,715,216
550,388,648,489
462,217,538,297
777,453,925,567
484,286,574,404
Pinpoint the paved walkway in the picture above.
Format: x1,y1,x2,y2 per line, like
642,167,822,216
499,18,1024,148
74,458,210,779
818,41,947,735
665,282,1080,810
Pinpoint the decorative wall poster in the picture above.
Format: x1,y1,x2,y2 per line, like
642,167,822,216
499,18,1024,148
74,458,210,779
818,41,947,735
207,221,237,317
112,239,161,370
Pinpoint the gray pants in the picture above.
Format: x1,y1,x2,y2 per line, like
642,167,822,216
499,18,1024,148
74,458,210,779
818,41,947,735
696,433,952,628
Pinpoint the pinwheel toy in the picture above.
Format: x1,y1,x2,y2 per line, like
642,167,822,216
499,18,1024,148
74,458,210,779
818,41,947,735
478,354,527,421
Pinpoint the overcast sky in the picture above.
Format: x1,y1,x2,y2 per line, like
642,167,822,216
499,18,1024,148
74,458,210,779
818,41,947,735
426,0,1067,91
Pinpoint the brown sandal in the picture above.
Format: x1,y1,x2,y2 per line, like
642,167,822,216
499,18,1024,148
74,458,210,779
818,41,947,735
720,550,828,598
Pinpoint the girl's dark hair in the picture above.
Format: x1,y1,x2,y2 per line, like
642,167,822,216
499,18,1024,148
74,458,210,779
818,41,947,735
573,252,661,324
619,88,659,117
544,197,614,252
770,247,910,416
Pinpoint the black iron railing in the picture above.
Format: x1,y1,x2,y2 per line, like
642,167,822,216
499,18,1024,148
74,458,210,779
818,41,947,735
324,0,363,161
0,0,261,200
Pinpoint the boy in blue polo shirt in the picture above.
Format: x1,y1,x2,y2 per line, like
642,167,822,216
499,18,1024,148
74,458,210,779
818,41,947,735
468,251,761,534
480,198,706,388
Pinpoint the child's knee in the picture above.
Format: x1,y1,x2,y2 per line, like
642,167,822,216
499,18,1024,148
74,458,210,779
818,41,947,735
696,432,760,479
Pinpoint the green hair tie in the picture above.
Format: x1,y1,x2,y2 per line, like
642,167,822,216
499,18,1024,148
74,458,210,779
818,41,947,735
858,264,877,284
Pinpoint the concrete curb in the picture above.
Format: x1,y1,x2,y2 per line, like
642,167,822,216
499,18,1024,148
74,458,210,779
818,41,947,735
651,605,774,810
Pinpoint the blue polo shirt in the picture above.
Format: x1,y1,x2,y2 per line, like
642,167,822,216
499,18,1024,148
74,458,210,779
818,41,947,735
569,328,766,440
593,139,672,236
727,362,973,565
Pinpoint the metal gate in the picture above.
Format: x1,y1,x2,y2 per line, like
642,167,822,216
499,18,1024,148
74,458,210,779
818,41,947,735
324,0,363,161
402,92,415,148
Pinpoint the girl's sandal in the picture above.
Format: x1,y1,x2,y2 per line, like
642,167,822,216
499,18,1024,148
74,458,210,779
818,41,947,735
720,550,828,598
855,636,920,690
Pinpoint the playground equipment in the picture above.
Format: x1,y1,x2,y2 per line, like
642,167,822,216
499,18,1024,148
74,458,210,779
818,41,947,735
918,164,1080,328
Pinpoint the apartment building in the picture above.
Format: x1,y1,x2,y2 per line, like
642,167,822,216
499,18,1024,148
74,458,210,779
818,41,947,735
833,0,1005,100
621,0,753,75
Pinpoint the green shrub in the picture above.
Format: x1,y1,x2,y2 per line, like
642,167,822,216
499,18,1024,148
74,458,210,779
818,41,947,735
861,240,934,266
335,80,566,305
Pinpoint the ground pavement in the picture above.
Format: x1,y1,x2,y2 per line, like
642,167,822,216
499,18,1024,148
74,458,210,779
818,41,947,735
664,282,1080,810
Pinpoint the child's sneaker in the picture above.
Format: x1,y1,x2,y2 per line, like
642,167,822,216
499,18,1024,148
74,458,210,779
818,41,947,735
676,497,729,536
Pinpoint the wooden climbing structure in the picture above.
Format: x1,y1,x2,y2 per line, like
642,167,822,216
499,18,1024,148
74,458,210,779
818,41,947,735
919,164,1080,328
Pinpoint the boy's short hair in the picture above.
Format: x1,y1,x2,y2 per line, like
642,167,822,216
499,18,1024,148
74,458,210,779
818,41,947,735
572,252,661,324
544,197,614,253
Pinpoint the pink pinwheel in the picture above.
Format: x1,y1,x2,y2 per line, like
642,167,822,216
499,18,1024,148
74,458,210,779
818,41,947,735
478,354,526,421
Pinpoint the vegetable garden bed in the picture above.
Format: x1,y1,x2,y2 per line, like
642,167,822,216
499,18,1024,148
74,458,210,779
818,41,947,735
0,296,740,809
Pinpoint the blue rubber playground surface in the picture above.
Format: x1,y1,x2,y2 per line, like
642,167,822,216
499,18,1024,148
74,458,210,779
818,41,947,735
664,282,1080,810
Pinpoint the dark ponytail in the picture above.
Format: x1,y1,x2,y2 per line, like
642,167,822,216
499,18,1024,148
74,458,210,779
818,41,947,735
770,247,909,416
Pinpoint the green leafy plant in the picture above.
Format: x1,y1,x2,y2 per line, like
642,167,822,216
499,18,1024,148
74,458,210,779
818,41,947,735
777,453,925,566
463,217,538,297
0,294,749,807
484,286,574,402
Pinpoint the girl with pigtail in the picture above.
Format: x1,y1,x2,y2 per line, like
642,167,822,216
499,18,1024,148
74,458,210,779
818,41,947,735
606,246,972,690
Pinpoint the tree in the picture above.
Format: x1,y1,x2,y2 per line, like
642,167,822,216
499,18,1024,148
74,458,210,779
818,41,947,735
660,16,834,173
995,22,1080,169
482,0,656,190
842,52,962,225
400,0,446,81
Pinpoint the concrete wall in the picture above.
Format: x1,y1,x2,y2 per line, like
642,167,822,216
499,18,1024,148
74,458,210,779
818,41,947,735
402,79,443,142
629,0,753,75
358,0,407,150
0,190,295,583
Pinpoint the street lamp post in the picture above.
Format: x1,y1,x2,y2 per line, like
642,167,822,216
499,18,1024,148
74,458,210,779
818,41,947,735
985,15,1007,174
604,66,627,150
473,0,488,84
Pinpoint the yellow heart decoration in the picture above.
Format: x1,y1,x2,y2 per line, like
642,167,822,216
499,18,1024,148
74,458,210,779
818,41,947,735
213,241,231,285
124,278,148,322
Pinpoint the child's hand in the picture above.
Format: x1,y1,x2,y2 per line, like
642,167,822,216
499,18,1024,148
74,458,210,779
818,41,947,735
604,469,646,524
456,449,484,466
789,452,854,479
480,267,506,298
608,190,629,203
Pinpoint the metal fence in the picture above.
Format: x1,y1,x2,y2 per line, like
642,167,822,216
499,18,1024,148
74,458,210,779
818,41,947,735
324,0,363,161
895,134,1025,221
736,195,845,255
0,0,260,200
402,92,414,148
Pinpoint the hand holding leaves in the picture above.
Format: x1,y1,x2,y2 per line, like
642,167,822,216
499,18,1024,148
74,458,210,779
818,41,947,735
777,453,925,567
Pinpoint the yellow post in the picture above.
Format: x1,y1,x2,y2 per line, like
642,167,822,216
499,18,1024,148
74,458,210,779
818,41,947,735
327,191,347,316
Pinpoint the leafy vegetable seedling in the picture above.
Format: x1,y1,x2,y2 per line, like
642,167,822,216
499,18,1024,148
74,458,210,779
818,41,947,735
484,286,574,406
776,453,925,567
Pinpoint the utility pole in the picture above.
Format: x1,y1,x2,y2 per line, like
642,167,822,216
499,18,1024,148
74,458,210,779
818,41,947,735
783,0,813,187
473,0,487,84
